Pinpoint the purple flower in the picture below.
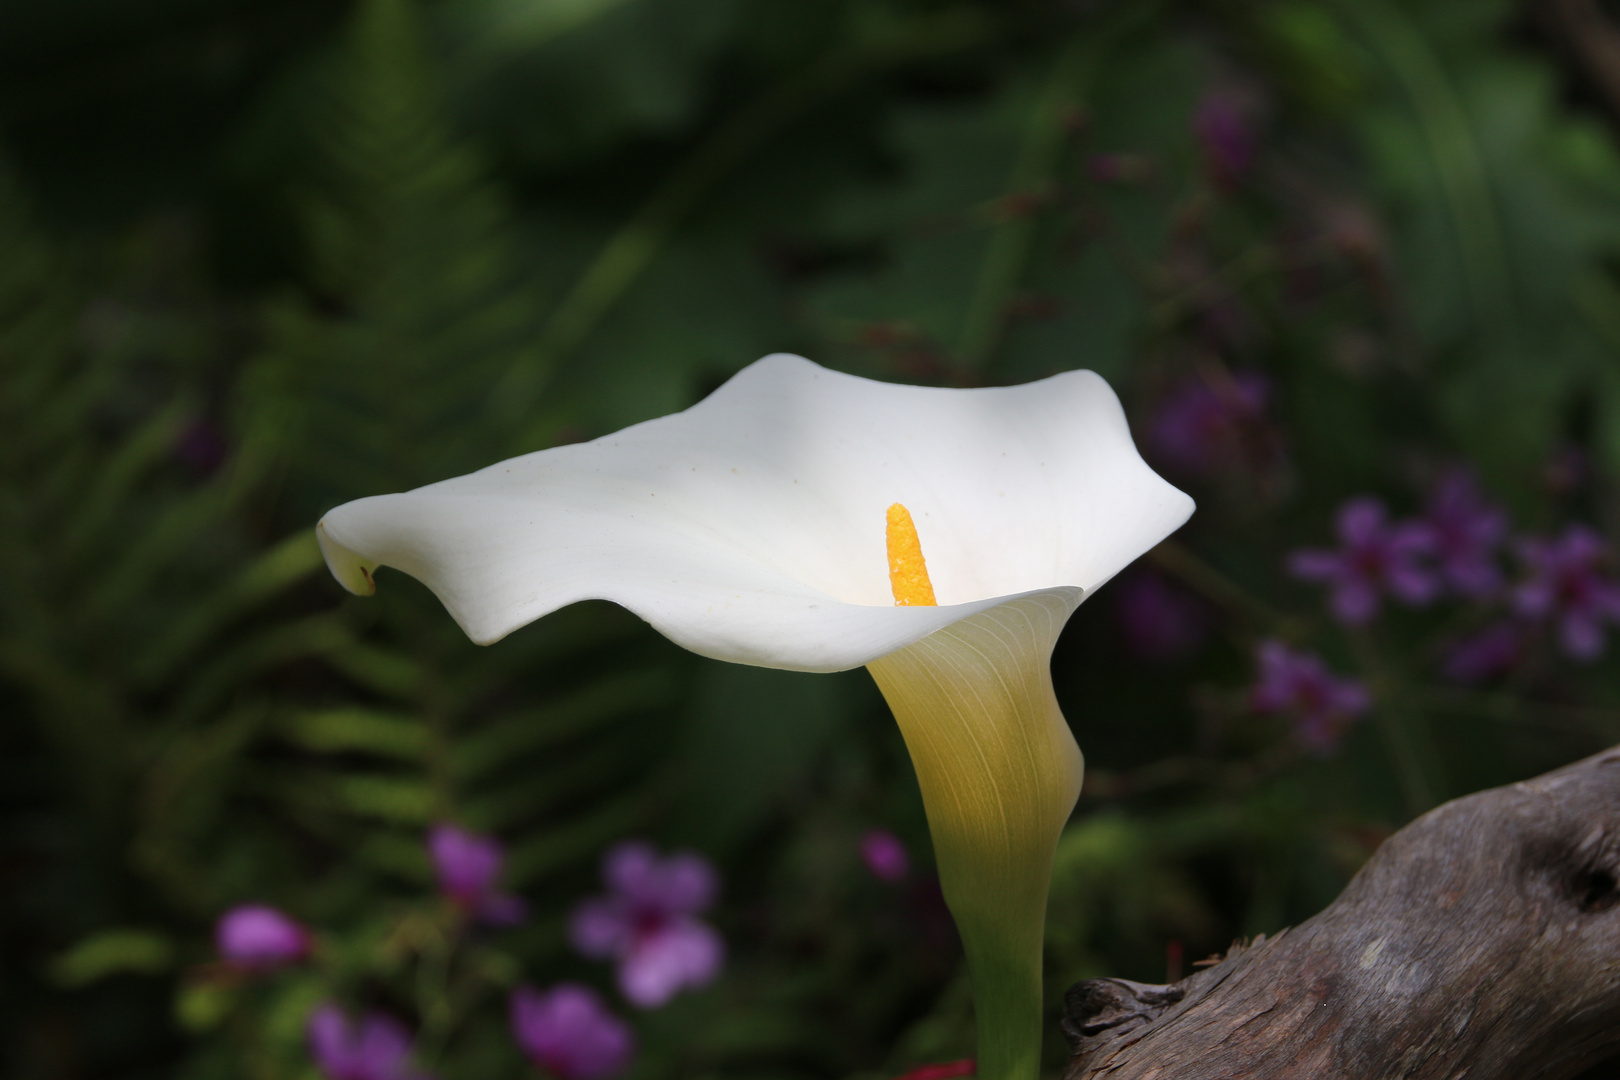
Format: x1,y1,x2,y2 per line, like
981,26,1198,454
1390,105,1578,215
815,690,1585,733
1114,570,1209,662
427,824,526,926
1513,526,1620,661
1250,640,1371,755
510,984,634,1080
1289,498,1437,625
307,1004,432,1080
1147,371,1271,476
1194,91,1258,187
1442,621,1524,684
860,829,910,882
216,904,311,970
1423,470,1506,598
570,841,723,1008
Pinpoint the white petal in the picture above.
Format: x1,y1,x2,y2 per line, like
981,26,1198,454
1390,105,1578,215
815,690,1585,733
317,354,1192,671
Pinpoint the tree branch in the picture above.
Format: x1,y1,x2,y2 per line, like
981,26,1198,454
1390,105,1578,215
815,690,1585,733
1062,746,1620,1079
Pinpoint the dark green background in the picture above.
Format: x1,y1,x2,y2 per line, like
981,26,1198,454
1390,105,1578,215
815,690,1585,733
6,0,1620,1076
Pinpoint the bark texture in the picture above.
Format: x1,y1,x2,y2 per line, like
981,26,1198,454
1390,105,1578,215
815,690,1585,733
1061,746,1620,1079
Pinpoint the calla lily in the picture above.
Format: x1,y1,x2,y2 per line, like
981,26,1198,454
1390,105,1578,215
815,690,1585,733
317,354,1192,1080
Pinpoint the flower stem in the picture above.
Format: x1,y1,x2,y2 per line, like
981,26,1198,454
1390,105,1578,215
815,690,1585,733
953,906,1046,1080
1148,539,1302,637
867,594,1083,1080
1350,630,1441,816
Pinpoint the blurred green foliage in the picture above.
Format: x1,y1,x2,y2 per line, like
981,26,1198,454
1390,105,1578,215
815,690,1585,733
5,0,1620,1077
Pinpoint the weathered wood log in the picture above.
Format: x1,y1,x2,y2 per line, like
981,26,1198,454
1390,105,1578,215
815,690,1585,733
1061,746,1620,1079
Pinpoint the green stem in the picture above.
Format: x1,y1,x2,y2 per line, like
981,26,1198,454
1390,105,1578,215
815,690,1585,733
1372,692,1434,817
1145,244,1278,331
1413,684,1620,740
1349,631,1440,816
414,913,457,1063
955,907,1045,1080
1148,539,1301,636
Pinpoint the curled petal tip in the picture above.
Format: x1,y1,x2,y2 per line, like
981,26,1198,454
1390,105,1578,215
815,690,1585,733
316,519,378,596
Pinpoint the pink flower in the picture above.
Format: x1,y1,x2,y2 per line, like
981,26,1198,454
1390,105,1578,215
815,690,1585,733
1441,620,1524,684
427,824,526,926
1289,497,1436,625
510,984,634,1080
307,1005,432,1080
1423,470,1506,599
215,904,310,970
570,841,723,1008
860,829,910,882
1250,640,1370,755
1513,526,1620,661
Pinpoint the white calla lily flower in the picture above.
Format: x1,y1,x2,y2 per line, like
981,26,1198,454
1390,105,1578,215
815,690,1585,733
317,354,1192,1080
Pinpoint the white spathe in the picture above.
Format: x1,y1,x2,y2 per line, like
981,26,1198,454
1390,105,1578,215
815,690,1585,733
316,354,1194,671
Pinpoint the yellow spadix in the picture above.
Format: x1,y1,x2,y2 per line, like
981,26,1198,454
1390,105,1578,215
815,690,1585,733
886,503,939,607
